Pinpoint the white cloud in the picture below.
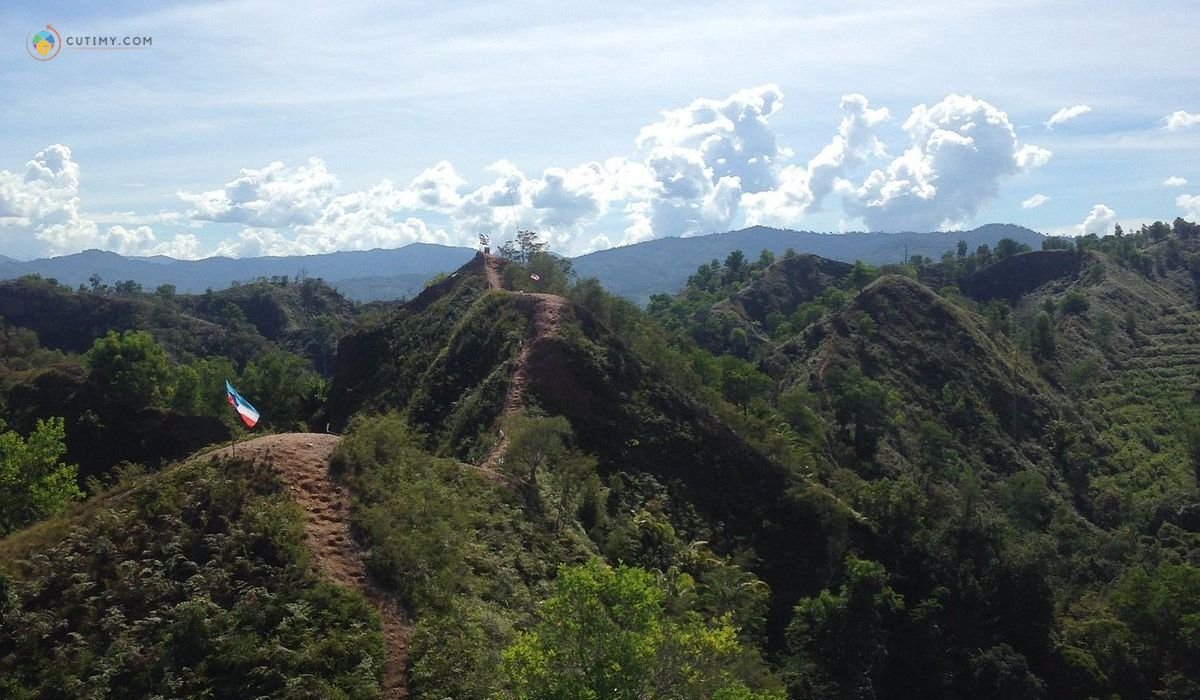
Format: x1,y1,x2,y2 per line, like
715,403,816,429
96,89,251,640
395,160,466,213
636,84,783,193
741,93,889,226
0,145,80,225
1164,111,1200,131
1164,176,1188,187
1178,194,1200,220
86,210,187,226
843,94,1051,231
35,218,204,259
0,145,213,259
617,84,787,240
179,158,339,228
5,88,1065,260
1045,104,1091,128
1022,193,1050,209
1079,204,1118,236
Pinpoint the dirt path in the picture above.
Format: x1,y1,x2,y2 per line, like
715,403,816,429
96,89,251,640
482,293,567,469
484,254,504,290
208,433,410,699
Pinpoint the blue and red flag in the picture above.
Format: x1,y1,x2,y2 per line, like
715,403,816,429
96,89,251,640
225,380,261,428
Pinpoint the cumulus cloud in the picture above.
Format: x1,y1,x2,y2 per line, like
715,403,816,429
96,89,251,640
1178,194,1200,221
179,158,339,227
741,93,889,226
1045,104,1091,128
1079,204,1118,236
1022,193,1050,209
6,88,1061,260
842,94,1052,231
636,84,783,193
0,145,80,225
1164,176,1188,187
395,160,466,213
1164,111,1200,131
0,145,213,259
614,84,788,240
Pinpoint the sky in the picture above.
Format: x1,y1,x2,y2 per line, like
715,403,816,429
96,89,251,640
2,0,1199,261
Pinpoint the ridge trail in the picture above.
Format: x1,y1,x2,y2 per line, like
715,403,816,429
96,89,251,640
208,433,410,699
479,254,567,470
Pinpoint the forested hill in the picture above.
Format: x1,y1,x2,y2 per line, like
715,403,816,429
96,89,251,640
642,218,1200,699
573,223,1044,303
0,274,352,481
6,219,1200,699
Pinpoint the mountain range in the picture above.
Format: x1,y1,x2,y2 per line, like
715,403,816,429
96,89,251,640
0,224,1044,303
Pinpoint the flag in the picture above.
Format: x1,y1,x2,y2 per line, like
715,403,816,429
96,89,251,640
225,380,261,428
530,273,541,282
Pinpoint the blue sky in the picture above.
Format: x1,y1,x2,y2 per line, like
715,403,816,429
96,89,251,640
2,0,1198,260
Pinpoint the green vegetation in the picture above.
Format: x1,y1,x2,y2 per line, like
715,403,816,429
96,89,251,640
0,278,335,486
501,558,782,700
0,458,382,698
331,411,782,699
0,417,80,536
6,220,1200,699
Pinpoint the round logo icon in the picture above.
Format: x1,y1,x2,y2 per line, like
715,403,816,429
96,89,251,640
28,24,61,61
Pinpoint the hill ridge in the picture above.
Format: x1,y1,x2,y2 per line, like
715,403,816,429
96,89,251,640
478,254,570,470
207,433,411,699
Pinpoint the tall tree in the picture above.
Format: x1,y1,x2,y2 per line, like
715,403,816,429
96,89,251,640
85,330,173,412
0,417,81,535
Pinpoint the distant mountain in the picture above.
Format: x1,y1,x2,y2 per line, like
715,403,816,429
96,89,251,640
573,224,1044,303
0,225,1043,303
0,243,476,299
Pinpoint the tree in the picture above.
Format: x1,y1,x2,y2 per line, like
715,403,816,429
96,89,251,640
825,367,894,461
995,238,1030,260
170,356,239,417
500,559,781,700
1181,408,1200,486
112,280,143,296
969,644,1046,700
1060,291,1089,315
516,229,547,263
784,557,904,700
502,413,572,490
957,240,969,260
0,417,82,535
718,356,771,410
1030,312,1056,360
85,330,174,412
501,413,600,527
847,261,878,291
1042,236,1075,251
1110,562,1200,689
1003,470,1053,529
526,251,574,294
239,349,324,428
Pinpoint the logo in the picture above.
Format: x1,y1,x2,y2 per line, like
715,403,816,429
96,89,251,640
25,23,154,61
28,24,61,61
